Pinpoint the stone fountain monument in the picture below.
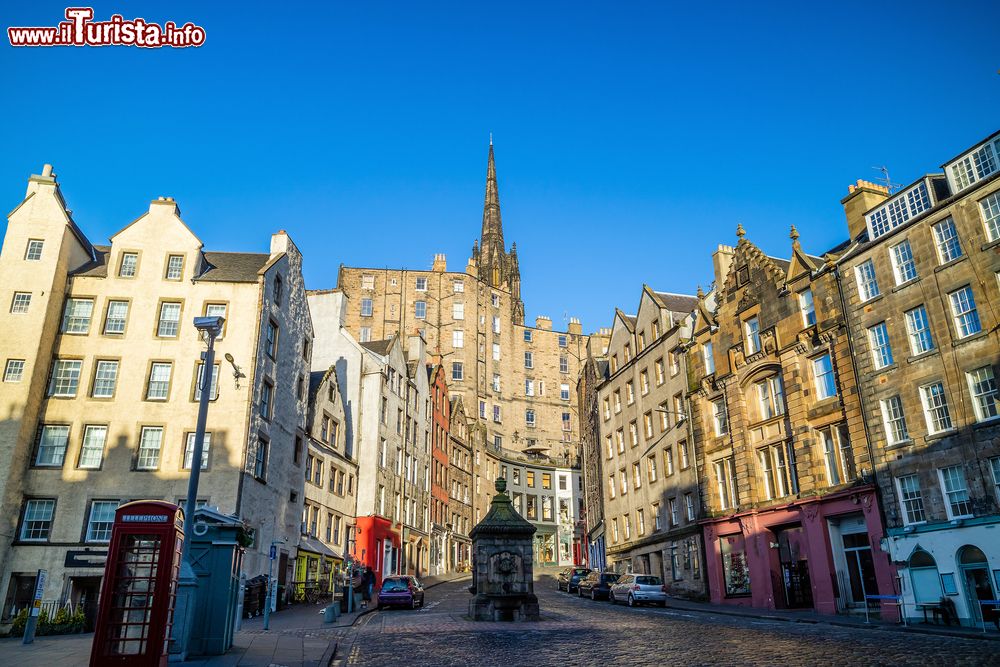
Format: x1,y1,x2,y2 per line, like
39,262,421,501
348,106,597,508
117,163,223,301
468,478,539,621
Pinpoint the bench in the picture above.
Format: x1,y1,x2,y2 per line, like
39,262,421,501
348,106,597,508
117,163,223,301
915,601,954,625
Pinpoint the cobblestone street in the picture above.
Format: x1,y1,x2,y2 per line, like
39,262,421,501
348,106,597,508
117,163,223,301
336,575,999,667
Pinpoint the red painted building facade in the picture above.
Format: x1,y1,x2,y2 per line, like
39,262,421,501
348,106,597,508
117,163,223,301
429,364,452,575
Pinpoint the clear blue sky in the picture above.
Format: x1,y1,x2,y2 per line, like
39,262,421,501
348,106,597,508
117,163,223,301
2,1,998,332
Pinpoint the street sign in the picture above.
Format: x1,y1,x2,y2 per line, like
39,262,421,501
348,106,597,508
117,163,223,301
269,544,276,560
30,569,47,617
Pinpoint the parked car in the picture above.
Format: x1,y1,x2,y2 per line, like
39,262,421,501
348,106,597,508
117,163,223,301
377,575,425,610
609,574,667,607
557,567,593,593
577,571,622,600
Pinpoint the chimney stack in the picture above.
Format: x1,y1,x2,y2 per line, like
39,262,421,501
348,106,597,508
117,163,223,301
432,253,447,272
841,179,889,240
567,317,582,335
535,316,552,331
712,244,735,289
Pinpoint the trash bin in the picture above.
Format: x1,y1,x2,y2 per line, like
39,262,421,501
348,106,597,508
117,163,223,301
187,508,250,656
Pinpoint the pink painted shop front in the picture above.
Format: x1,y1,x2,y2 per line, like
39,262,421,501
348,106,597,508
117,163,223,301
702,486,897,620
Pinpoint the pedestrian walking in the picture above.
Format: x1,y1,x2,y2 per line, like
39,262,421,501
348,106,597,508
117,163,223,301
359,567,375,608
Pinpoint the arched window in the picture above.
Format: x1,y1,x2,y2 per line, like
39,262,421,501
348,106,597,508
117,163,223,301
958,545,988,565
909,549,943,603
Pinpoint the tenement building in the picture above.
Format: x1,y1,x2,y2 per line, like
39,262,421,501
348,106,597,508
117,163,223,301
578,330,610,571
308,290,432,585
687,228,897,617
447,397,474,571
598,288,705,597
297,365,358,596
429,364,451,575
836,131,1000,626
0,166,312,620
334,144,589,461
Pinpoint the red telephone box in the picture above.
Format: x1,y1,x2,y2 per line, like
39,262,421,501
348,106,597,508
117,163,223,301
90,501,184,667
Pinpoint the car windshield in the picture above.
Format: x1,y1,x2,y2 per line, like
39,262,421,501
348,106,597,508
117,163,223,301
381,578,409,592
636,576,662,586
573,569,590,575
602,574,620,583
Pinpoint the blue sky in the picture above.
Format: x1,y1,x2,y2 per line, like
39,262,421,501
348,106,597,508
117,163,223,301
2,1,998,332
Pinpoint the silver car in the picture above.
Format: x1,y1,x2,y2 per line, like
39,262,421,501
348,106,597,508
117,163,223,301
609,574,667,607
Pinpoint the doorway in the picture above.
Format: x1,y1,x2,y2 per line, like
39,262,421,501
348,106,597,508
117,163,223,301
959,545,995,625
69,576,102,631
775,526,813,609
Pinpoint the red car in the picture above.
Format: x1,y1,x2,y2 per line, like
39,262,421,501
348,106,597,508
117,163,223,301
377,575,425,610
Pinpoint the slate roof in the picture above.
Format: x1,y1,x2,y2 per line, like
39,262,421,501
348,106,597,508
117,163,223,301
308,370,328,400
68,246,271,283
360,339,393,356
650,291,698,315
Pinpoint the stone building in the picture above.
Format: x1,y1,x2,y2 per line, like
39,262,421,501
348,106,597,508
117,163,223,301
307,290,432,585
333,144,589,461
835,130,1000,626
687,228,896,617
429,363,451,575
597,287,706,598
296,365,358,596
0,166,312,620
578,329,610,571
447,397,474,570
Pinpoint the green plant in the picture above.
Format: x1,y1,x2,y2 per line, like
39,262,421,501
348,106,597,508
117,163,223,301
9,607,28,636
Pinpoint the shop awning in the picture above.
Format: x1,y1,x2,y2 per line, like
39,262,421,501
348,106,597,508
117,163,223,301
298,536,341,559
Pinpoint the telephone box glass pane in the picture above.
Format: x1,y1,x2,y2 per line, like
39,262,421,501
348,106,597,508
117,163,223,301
104,534,161,656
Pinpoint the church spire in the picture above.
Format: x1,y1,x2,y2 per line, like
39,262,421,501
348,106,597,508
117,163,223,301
481,141,504,251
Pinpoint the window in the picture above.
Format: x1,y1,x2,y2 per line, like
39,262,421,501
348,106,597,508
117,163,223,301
559,355,569,374
157,302,181,337
612,518,619,543
713,399,728,436
855,259,880,302
626,381,634,405
359,327,371,343
623,514,631,539
932,218,963,264
102,300,128,335
146,362,172,400
361,274,375,289
820,425,855,486
646,454,658,483
562,412,571,432
493,404,501,422
920,382,952,434
180,431,213,470
653,358,665,385
35,425,69,466
415,277,427,291
527,495,538,520
492,343,501,361
165,254,184,280
452,362,464,381
670,351,681,376
194,363,220,401
415,300,427,319
981,192,1000,242
260,380,274,420
799,289,816,326
896,475,926,525
542,472,552,490
4,359,25,383
61,298,94,333
629,421,638,447
613,390,621,413
137,426,163,470
643,412,653,438
685,493,695,521
991,457,1000,503
905,306,935,355
619,469,628,496
615,428,624,453
703,343,715,375
880,395,909,444
949,286,981,338
86,500,119,542
10,292,31,313
453,280,464,293
624,343,632,363
967,366,999,422
653,503,662,530
663,447,674,476
119,252,138,277
669,498,678,526
639,370,650,395
524,352,533,369
75,425,107,469
525,408,536,427
360,298,373,317
758,442,796,500
603,397,611,420
560,383,570,401
25,239,43,260
744,316,761,354
490,373,500,392
92,360,119,398
48,359,82,397
492,316,501,334
812,354,837,400
204,303,227,338
452,302,464,320
558,334,567,348
637,508,645,535
452,330,464,348
890,240,917,285
949,141,999,190
254,437,268,481
868,322,893,369
523,329,533,342
755,375,785,420
20,499,55,541
938,466,972,519
265,320,279,359
526,471,535,487
679,440,690,469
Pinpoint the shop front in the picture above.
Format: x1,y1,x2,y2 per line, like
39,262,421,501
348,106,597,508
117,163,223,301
294,537,342,601
703,487,897,619
353,516,401,588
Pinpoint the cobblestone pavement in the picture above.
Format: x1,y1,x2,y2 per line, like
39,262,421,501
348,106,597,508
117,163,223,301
335,576,1000,667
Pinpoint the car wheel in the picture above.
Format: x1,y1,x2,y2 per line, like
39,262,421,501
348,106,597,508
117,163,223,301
609,591,616,605
410,598,417,610
627,594,635,607
577,587,584,597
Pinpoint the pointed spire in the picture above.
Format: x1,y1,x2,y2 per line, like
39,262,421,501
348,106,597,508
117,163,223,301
480,140,504,258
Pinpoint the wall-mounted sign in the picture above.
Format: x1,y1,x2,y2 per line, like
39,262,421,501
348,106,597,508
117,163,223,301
122,514,169,523
65,550,108,568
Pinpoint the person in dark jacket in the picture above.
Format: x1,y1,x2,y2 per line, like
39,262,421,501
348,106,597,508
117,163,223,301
359,567,375,607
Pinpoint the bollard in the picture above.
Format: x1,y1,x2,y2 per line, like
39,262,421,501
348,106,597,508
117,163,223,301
323,604,338,623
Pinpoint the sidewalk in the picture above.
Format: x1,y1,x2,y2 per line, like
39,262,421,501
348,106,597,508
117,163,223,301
0,572,469,667
658,595,1000,642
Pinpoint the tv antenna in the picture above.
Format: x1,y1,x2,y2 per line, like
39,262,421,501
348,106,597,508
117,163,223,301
872,166,902,194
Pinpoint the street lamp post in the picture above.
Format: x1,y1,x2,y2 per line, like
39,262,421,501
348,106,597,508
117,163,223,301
171,315,224,660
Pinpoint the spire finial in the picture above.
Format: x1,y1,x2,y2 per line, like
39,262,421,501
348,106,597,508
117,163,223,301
697,284,705,299
736,223,746,239
790,225,799,241
489,132,493,146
